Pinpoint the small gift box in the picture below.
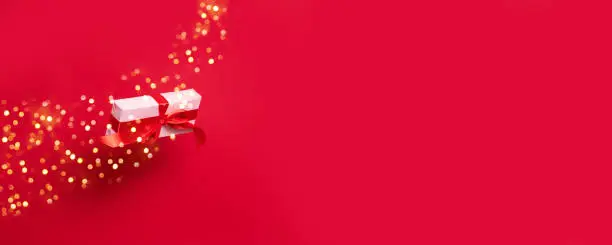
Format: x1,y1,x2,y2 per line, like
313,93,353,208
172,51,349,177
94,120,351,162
102,89,204,147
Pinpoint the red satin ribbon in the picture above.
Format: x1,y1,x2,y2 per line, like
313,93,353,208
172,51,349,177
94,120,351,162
101,94,205,148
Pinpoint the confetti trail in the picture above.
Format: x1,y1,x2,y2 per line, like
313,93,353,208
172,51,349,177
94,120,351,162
127,0,228,95
0,0,227,217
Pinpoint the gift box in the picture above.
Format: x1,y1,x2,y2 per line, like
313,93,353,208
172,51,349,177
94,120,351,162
103,89,202,147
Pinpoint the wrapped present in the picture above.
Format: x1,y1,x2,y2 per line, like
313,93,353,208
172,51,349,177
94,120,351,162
101,89,205,147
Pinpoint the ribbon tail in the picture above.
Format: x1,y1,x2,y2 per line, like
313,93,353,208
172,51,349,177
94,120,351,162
168,121,206,145
164,115,206,145
145,128,162,144
100,126,161,148
100,134,123,148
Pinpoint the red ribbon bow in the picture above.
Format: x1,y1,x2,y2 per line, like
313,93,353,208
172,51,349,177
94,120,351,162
100,94,205,148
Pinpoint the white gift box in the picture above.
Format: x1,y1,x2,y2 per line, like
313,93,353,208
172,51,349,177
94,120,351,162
105,89,202,138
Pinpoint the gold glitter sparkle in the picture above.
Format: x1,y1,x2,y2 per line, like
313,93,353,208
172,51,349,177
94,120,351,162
0,0,227,217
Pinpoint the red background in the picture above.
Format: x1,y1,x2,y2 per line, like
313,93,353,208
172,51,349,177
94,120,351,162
1,0,611,244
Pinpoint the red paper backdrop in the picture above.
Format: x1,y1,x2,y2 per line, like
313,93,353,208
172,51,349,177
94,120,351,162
2,0,612,244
